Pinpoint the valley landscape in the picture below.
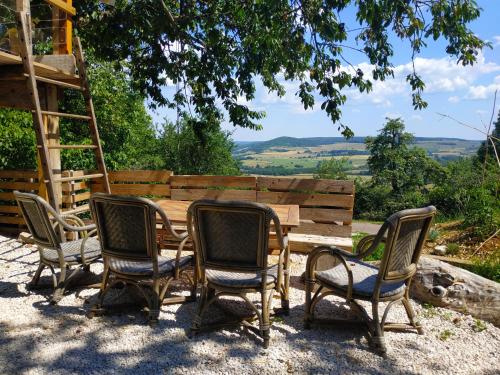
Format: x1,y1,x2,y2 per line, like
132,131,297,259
234,136,482,176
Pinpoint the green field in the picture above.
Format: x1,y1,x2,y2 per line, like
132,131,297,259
235,136,481,176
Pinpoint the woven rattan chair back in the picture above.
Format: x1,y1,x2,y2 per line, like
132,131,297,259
378,206,436,282
90,193,158,261
14,191,60,249
188,200,274,271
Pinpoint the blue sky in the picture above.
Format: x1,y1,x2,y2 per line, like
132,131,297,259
150,0,500,141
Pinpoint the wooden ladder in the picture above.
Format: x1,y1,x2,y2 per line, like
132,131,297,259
16,10,111,213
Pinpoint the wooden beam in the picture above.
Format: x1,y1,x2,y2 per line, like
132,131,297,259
44,0,76,16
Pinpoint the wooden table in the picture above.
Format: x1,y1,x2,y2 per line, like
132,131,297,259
155,199,300,233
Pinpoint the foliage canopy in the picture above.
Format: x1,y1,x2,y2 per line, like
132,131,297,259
366,118,444,194
76,0,487,136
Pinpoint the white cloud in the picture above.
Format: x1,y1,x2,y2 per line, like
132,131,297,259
411,114,423,121
493,36,500,47
467,82,500,100
344,52,500,105
467,75,500,99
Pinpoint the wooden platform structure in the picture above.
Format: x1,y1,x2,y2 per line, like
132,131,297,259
0,0,110,213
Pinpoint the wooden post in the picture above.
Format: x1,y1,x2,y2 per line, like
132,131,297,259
15,0,29,11
43,0,73,210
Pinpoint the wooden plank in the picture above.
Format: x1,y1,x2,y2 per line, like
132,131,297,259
0,170,38,179
0,206,20,214
62,204,90,216
0,216,25,225
62,191,91,204
61,181,89,192
300,207,353,223
170,175,256,188
0,51,80,82
171,189,256,201
44,0,76,15
0,81,40,110
0,181,39,190
288,233,353,252
33,55,76,74
291,221,352,237
94,183,171,197
0,192,15,200
61,170,93,178
54,173,103,183
257,177,354,194
109,170,172,183
257,191,353,208
155,199,299,228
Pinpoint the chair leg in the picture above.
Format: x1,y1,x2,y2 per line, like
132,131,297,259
282,247,290,314
29,263,45,287
51,265,68,304
191,284,208,334
402,296,423,334
89,262,111,317
148,280,161,325
370,302,387,354
260,290,271,348
304,279,314,329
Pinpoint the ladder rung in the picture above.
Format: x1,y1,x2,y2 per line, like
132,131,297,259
37,110,91,121
44,145,98,150
52,173,104,183
62,204,90,216
27,74,84,91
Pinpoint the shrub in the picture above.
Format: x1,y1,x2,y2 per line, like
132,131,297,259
462,188,498,239
446,243,460,255
470,253,500,282
428,229,440,242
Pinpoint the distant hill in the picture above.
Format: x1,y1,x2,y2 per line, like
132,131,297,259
234,136,482,156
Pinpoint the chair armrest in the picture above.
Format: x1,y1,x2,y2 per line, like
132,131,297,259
271,213,288,252
354,223,388,260
305,246,354,300
50,213,96,233
154,203,187,241
79,228,98,266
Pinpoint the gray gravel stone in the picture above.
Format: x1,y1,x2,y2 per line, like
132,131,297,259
0,234,499,374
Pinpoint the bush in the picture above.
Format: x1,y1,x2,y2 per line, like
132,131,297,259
471,253,500,282
446,243,460,255
463,188,498,239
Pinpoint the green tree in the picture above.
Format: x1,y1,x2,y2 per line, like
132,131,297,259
366,118,443,194
0,110,36,169
477,110,500,165
0,55,161,171
76,0,487,136
314,157,350,180
158,116,240,175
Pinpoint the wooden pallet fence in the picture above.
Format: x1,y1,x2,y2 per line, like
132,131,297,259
0,170,39,231
92,170,172,198
256,177,354,252
169,175,257,201
61,170,92,215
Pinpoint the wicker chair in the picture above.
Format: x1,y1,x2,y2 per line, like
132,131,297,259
14,191,101,304
304,206,436,354
88,193,195,324
187,199,289,348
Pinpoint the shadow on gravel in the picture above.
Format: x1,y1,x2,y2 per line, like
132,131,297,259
1,235,425,374
0,280,30,298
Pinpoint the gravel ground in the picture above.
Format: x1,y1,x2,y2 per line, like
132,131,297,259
0,233,499,375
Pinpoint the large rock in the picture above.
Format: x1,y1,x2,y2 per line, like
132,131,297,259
411,256,500,326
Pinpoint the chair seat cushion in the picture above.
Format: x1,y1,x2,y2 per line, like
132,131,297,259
109,255,192,276
206,264,278,288
43,237,101,263
315,259,405,298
